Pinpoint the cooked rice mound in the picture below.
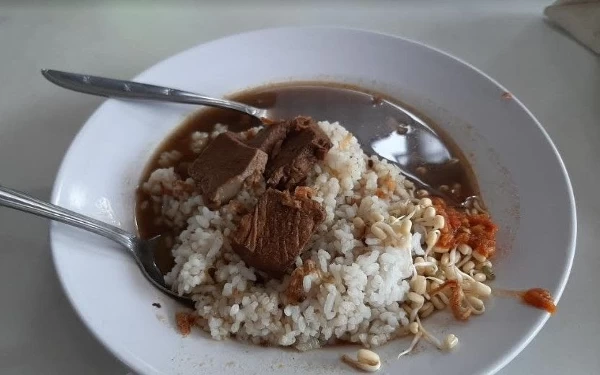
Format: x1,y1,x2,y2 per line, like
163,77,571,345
141,121,494,350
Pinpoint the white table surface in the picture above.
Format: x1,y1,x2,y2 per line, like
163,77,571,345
0,1,598,374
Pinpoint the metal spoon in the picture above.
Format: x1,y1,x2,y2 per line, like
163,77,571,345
41,69,476,206
0,185,192,303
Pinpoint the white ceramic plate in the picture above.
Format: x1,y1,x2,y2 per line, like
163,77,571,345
50,27,576,375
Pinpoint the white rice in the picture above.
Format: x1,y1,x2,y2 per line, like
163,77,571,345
142,121,446,350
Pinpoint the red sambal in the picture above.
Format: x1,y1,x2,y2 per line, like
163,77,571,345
431,197,498,258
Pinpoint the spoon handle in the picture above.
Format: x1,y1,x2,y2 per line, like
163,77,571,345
41,69,266,118
0,185,135,249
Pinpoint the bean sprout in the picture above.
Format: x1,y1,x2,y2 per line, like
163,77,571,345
472,197,488,214
444,334,459,350
420,302,435,318
413,261,438,275
410,275,427,295
357,349,380,366
419,197,433,207
393,190,496,366
458,243,472,255
370,224,387,240
425,276,445,285
342,349,381,372
398,316,454,359
472,251,487,263
462,261,475,273
397,332,422,358
465,294,486,314
440,253,450,267
456,254,472,268
409,322,419,334
423,206,436,220
425,230,441,251
433,214,445,229
431,294,446,310
408,292,425,322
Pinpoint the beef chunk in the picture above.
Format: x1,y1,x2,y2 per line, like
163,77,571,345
264,117,332,190
231,188,325,277
188,132,267,208
246,120,292,155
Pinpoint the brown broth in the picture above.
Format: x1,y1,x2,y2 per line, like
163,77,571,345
135,82,479,274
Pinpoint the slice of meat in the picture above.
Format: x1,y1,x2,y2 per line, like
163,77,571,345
231,187,325,277
265,117,332,190
188,132,267,209
246,120,293,155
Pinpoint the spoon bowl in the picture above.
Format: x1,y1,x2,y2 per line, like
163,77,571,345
0,185,192,303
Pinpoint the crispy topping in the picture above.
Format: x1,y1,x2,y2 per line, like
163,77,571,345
430,280,471,321
294,186,316,200
176,312,198,337
285,260,318,304
432,197,498,257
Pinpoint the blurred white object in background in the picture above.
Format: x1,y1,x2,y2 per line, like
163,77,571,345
545,0,600,54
